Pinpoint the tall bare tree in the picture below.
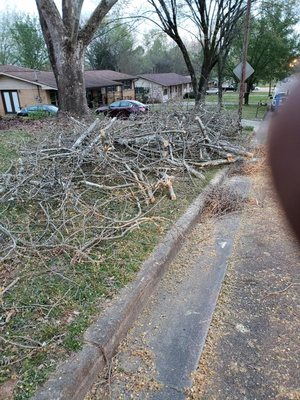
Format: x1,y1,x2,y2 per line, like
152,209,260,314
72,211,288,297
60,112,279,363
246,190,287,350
147,0,249,103
35,0,118,116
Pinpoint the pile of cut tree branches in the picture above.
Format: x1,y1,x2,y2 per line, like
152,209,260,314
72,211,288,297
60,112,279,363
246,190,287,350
0,105,252,262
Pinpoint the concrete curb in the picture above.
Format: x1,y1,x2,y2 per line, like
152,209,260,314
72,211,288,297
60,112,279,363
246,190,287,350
32,168,228,400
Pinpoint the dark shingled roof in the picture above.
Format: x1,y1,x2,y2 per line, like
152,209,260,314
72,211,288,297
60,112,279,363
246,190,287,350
85,70,135,82
0,65,136,89
0,65,57,89
137,73,191,87
0,65,36,73
84,71,125,88
6,71,57,89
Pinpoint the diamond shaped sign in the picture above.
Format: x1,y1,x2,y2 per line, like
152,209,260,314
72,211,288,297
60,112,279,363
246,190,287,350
233,62,254,81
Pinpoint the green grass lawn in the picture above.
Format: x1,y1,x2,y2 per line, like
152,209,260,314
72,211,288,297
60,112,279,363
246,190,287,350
150,91,270,120
206,91,270,120
206,91,271,105
231,103,268,120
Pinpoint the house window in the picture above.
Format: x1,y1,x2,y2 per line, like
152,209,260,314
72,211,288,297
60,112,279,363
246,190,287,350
1,90,20,113
123,80,132,90
49,90,58,106
107,86,116,92
163,88,168,95
136,87,149,94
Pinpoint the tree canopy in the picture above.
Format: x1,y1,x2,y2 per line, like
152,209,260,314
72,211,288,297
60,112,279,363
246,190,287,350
2,0,299,114
10,15,49,70
0,12,15,65
147,0,249,102
86,20,145,74
226,0,300,102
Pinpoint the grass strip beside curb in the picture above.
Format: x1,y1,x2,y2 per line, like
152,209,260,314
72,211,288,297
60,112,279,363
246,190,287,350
32,169,228,400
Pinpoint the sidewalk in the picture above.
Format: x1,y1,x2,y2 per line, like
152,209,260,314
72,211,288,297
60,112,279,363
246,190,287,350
189,170,300,399
85,159,299,399
242,111,272,146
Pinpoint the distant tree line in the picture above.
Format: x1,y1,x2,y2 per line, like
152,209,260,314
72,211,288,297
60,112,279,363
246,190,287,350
0,11,194,75
0,12,49,69
86,23,194,75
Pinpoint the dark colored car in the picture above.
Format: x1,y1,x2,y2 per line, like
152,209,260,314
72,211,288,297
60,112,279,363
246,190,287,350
96,100,149,118
17,104,58,117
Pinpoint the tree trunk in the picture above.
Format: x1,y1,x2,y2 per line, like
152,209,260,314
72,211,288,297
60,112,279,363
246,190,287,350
52,42,89,116
147,0,245,109
196,59,211,104
268,80,272,96
244,76,254,105
36,0,118,117
217,57,224,110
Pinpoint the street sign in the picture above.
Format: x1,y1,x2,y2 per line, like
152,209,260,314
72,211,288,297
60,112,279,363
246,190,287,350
233,62,254,81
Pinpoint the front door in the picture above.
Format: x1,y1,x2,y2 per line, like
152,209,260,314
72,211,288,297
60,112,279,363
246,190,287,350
1,91,21,114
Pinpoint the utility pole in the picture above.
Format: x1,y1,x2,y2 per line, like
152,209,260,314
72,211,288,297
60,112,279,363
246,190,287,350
238,0,252,121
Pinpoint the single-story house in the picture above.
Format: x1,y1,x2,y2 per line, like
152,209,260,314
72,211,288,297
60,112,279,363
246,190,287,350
0,65,136,116
135,73,192,103
0,65,57,116
85,70,136,107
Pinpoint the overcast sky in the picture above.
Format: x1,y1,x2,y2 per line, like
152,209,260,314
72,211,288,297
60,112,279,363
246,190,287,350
0,0,104,15
0,0,298,38
0,0,155,42
0,0,148,19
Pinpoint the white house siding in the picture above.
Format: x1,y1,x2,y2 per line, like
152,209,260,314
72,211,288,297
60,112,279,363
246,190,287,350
183,83,191,95
0,75,39,90
135,78,164,102
135,77,192,103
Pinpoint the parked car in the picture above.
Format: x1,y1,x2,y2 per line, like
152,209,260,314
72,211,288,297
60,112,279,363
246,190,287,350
96,100,149,118
270,92,288,112
222,84,237,92
206,88,219,95
17,104,58,117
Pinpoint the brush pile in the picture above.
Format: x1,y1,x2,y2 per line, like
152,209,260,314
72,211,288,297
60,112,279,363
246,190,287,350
0,104,253,261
